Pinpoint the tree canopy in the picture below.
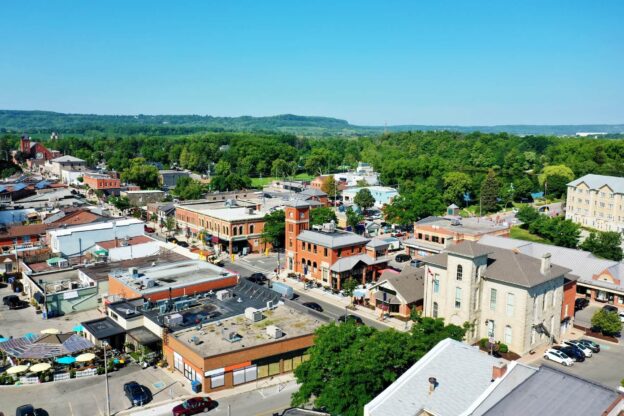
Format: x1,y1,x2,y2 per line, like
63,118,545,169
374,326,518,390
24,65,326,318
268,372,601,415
310,207,337,226
580,231,623,261
121,158,159,189
354,188,375,211
292,318,467,416
260,210,285,248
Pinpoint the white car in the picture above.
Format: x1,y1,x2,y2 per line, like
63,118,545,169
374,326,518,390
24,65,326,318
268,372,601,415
562,340,593,358
544,348,574,366
619,312,624,323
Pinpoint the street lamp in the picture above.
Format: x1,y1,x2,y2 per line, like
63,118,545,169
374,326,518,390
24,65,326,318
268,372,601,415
103,341,111,416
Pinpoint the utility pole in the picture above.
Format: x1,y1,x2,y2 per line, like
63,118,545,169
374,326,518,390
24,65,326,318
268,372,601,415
103,341,110,416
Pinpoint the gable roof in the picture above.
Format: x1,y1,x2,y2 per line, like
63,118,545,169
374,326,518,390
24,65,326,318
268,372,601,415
481,365,620,416
364,338,504,416
568,174,624,194
300,188,327,197
447,241,493,258
330,253,388,272
51,155,85,163
374,265,425,304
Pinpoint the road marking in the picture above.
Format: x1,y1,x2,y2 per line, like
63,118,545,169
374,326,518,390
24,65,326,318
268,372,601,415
68,400,75,416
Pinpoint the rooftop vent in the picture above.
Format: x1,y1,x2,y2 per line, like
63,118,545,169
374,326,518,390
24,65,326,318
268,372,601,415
245,307,263,322
266,325,283,339
128,267,139,278
216,289,232,301
450,219,461,226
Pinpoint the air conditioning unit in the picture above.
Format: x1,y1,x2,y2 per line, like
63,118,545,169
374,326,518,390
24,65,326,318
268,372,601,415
245,307,263,322
216,290,232,301
266,300,275,310
266,325,283,339
128,267,139,278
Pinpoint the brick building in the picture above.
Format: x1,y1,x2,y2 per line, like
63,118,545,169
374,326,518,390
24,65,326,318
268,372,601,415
83,173,121,191
285,201,390,290
18,135,61,169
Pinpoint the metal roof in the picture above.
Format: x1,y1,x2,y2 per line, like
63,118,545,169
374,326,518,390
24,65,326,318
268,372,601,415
568,173,624,194
0,333,94,359
298,229,369,249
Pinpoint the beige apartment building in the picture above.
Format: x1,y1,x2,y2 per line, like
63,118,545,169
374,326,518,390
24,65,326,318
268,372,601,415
566,174,624,232
422,241,572,355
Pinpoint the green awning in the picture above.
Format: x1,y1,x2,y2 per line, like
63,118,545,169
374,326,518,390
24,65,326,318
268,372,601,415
94,249,108,256
46,257,66,266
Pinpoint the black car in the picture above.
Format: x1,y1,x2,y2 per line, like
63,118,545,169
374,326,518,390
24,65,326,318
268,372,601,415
602,304,618,313
578,339,601,353
395,254,411,263
166,237,178,243
247,273,268,285
124,381,152,407
574,298,589,311
303,302,323,312
338,315,364,325
15,404,37,416
176,241,189,248
3,295,26,310
552,345,585,362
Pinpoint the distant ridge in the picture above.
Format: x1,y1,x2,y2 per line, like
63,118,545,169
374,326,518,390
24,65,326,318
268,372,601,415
0,109,623,137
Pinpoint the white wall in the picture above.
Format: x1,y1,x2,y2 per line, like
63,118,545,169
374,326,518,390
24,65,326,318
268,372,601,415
108,242,161,261
50,220,145,257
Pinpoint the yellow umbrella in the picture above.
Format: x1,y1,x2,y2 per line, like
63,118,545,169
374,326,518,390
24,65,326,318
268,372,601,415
75,353,96,362
40,328,60,335
6,365,30,374
30,363,51,373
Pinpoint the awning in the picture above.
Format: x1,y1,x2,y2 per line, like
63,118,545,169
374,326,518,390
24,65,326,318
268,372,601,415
126,327,160,346
94,249,108,256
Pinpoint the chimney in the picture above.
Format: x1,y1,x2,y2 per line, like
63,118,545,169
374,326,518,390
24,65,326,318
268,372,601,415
491,362,507,381
428,377,438,395
540,252,551,275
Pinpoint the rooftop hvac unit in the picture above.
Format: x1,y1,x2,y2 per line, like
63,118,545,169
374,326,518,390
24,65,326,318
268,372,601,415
128,267,139,278
142,278,156,288
223,331,242,342
164,313,183,327
266,325,283,339
216,289,232,301
266,300,275,310
245,307,263,322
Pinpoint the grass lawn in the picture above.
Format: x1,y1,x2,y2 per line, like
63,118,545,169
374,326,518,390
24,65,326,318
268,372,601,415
251,173,314,187
509,226,553,244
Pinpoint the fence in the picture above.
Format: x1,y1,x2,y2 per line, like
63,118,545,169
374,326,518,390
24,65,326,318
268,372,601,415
75,368,97,378
53,372,71,382
18,376,39,384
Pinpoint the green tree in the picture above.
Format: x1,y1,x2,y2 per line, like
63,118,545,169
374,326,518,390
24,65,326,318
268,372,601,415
108,196,131,212
342,277,358,307
310,207,337,226
580,232,624,261
383,182,445,225
442,172,472,206
354,188,375,211
163,216,176,237
480,170,500,213
292,318,466,416
321,176,338,198
261,210,285,248
544,174,568,198
346,207,363,231
121,158,159,189
591,309,622,336
172,176,206,200
513,177,534,201
516,205,540,227
539,164,574,186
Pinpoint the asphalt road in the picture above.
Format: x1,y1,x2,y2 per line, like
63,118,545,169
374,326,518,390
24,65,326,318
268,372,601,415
130,380,299,416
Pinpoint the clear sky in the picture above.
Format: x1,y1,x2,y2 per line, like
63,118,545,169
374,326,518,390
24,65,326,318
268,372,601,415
1,1,623,125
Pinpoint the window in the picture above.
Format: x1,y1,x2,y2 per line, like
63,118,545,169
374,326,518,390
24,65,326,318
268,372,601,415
432,302,438,318
337,249,342,257
239,225,243,235
490,289,497,311
487,320,495,338
210,372,225,388
455,287,462,308
324,248,328,257
506,293,515,316
504,325,512,344
249,224,254,233
432,236,439,243
433,274,440,293
313,244,317,254
456,264,463,280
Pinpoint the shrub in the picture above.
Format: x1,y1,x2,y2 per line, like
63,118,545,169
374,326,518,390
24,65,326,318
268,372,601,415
97,366,105,375
124,342,135,352
69,369,76,379
479,338,489,349
591,309,622,336
498,343,509,353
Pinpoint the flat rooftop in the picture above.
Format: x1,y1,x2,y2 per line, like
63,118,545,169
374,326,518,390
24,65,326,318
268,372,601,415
171,301,322,357
142,279,283,332
111,259,237,295
97,235,154,249
80,252,188,282
416,216,510,235
48,218,143,237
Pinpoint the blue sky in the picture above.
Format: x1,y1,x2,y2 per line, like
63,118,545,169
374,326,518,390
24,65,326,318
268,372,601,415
1,1,623,125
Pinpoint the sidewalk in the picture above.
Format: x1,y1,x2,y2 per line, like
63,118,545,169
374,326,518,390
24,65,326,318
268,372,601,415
119,373,295,416
276,272,412,332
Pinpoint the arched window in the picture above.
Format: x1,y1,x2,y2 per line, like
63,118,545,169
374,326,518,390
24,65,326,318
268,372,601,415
233,227,238,236
239,225,243,235
504,325,512,344
313,262,317,272
249,224,254,234
456,264,463,281
432,302,439,318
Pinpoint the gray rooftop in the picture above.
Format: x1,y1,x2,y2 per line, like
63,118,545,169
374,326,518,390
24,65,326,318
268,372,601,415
300,188,327,197
568,173,624,194
416,216,510,235
298,229,369,249
82,317,126,339
374,265,424,304
329,253,389,273
479,235,622,291
364,338,504,416
51,155,85,163
481,365,619,416
446,240,493,258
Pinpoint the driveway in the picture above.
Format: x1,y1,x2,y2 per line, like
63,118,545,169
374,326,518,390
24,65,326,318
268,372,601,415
574,304,602,328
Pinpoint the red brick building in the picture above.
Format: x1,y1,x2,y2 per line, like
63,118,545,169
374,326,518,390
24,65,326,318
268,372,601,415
83,173,121,191
285,201,389,290
18,135,61,169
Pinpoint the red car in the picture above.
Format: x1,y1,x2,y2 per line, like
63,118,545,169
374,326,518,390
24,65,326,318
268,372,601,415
172,397,214,415
144,226,156,233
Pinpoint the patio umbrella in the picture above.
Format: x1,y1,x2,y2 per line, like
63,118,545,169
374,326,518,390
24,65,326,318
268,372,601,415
55,356,76,365
6,365,29,375
23,333,37,340
0,337,8,343
30,363,51,373
72,325,84,332
76,353,96,362
40,328,60,335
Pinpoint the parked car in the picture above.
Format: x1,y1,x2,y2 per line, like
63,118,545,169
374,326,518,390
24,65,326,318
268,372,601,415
338,315,364,325
562,340,593,357
602,305,618,314
144,225,155,233
172,397,215,415
552,345,585,362
124,381,152,407
247,273,268,285
577,339,601,353
543,348,574,366
620,311,624,323
302,302,323,312
3,295,26,310
394,253,411,263
166,237,178,244
574,297,589,311
15,404,37,416
176,241,189,248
